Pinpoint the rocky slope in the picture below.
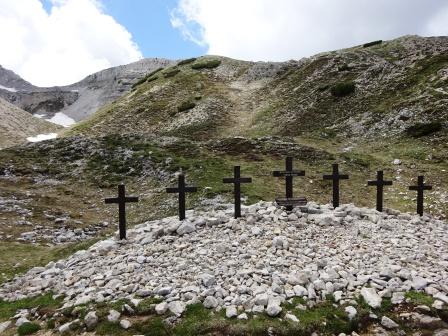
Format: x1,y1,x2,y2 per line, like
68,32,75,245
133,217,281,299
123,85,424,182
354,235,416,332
0,97,62,149
0,58,174,122
1,201,448,335
68,35,447,143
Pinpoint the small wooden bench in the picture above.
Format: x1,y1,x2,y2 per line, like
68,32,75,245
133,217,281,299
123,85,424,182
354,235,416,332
275,197,307,208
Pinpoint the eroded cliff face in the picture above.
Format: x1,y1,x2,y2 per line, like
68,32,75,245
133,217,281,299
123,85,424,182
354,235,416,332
0,58,174,122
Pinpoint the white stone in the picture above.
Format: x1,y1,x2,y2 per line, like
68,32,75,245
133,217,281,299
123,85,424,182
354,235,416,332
107,309,121,322
0,321,12,333
434,292,448,304
200,273,216,287
16,317,30,327
155,302,168,315
285,313,299,323
84,311,98,329
226,305,238,318
433,300,444,310
411,276,428,290
345,306,357,320
168,300,186,315
177,222,195,235
120,319,132,329
237,313,248,320
381,316,399,329
203,296,219,308
361,287,382,309
255,293,269,306
293,285,308,297
391,292,405,305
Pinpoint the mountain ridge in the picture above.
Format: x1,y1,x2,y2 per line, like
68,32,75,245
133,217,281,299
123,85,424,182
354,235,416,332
0,58,175,122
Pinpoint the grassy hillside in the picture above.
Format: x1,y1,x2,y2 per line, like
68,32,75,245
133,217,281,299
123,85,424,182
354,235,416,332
0,98,62,149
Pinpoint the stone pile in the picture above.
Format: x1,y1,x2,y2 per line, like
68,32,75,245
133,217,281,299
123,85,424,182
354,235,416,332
1,201,447,319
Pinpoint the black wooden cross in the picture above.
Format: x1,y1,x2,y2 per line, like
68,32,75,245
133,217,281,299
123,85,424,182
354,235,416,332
105,184,139,240
223,166,252,218
323,163,349,208
166,173,197,220
272,157,305,211
409,175,432,216
367,170,393,212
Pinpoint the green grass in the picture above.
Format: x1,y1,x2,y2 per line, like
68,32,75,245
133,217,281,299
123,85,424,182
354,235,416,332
17,322,41,335
135,297,163,315
0,293,63,322
0,239,99,285
191,59,222,70
96,321,123,335
405,291,435,306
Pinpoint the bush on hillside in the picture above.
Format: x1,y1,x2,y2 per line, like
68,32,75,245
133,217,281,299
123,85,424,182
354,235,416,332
131,68,164,89
18,322,41,335
177,57,197,66
338,64,350,71
363,40,383,48
177,101,196,112
191,59,221,70
163,67,181,78
330,81,355,97
405,121,442,137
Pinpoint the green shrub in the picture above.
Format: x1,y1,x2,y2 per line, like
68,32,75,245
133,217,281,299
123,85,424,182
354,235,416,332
317,84,329,92
330,81,355,97
131,68,164,89
177,57,197,66
338,64,350,71
177,101,196,112
191,59,221,70
18,322,41,335
163,67,181,78
363,40,383,48
405,121,442,137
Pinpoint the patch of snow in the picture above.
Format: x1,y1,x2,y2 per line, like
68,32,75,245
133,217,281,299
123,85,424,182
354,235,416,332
48,112,76,127
26,133,58,142
34,114,45,119
0,84,17,92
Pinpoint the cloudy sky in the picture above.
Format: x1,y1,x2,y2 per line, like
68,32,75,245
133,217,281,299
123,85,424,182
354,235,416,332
0,0,447,87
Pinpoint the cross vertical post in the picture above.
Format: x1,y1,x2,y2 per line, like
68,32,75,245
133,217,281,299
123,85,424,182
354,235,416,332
105,184,139,240
323,163,349,208
272,157,305,211
223,166,252,218
166,173,197,220
409,175,432,216
367,170,393,212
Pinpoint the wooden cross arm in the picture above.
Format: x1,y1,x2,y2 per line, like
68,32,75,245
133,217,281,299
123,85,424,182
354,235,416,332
272,170,305,177
368,180,393,186
409,185,432,191
185,187,198,192
223,177,252,183
125,197,139,202
323,174,349,180
105,198,118,204
166,187,179,193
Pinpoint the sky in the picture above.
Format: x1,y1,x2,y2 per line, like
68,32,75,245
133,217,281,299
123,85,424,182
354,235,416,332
0,0,447,87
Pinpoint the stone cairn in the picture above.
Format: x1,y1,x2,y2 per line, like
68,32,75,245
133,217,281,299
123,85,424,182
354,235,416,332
0,157,444,332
